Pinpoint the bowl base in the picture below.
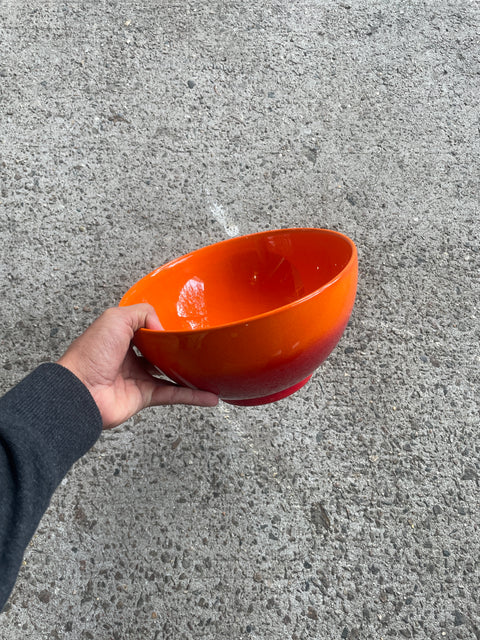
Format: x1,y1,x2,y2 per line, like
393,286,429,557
223,374,313,407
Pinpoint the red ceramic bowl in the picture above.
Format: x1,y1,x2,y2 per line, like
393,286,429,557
119,228,358,406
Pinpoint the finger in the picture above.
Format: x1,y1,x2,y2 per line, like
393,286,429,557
149,381,219,407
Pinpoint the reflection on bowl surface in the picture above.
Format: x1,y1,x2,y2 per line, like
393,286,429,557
120,228,357,405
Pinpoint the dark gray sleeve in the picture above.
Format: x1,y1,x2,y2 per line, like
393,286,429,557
0,363,102,610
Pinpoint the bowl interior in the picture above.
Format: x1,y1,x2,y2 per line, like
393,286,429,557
122,229,354,331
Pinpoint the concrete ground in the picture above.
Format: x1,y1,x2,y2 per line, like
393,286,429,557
1,0,479,638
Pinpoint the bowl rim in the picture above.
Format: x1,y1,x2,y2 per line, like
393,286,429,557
119,227,357,335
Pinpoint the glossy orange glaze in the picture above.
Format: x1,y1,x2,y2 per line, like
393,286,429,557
120,228,358,404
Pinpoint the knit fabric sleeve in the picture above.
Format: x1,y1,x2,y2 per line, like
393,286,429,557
0,363,102,610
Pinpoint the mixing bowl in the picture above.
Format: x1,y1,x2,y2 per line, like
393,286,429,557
119,228,358,405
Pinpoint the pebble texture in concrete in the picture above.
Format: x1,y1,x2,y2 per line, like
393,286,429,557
1,0,479,639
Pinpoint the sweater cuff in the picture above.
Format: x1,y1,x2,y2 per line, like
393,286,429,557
0,363,102,486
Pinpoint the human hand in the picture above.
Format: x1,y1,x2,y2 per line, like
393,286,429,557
57,304,218,429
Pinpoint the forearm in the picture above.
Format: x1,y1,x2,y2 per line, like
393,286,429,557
0,364,102,610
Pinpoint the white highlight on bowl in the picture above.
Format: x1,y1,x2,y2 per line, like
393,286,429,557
176,276,209,329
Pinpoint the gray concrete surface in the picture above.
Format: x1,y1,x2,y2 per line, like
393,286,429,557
1,0,479,638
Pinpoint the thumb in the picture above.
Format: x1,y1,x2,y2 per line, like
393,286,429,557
119,303,164,334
